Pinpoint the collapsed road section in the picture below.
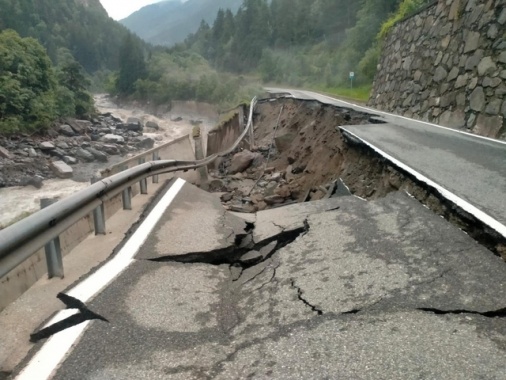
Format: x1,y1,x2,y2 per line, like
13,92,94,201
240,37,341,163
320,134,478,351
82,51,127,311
18,179,506,379
208,97,506,257
12,95,506,379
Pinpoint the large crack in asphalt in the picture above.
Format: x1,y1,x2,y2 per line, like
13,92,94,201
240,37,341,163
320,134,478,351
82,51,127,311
290,279,323,315
29,293,109,343
147,220,308,270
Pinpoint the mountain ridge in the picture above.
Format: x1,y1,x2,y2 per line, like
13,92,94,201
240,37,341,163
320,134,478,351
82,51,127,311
120,0,242,46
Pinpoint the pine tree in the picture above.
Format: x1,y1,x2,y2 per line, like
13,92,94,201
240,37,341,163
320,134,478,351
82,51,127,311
116,33,147,95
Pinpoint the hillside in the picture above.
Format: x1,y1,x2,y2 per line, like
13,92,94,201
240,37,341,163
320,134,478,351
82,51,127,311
0,0,143,72
121,0,242,46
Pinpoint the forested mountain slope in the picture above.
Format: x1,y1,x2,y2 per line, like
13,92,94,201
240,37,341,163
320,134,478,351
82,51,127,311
183,0,432,88
0,0,143,72
121,0,242,46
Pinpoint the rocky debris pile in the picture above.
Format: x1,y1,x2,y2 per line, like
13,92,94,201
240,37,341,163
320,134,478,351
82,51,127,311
0,115,160,188
207,147,350,213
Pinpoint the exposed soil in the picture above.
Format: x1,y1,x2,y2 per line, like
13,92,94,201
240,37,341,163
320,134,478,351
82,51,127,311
209,97,506,259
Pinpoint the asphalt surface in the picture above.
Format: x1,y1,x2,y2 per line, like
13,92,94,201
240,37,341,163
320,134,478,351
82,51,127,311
38,183,506,380
267,88,506,231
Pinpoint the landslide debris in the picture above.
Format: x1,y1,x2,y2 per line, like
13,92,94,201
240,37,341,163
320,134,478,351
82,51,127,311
206,98,396,213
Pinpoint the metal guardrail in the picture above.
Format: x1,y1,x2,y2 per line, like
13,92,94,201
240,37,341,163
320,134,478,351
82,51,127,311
0,97,257,279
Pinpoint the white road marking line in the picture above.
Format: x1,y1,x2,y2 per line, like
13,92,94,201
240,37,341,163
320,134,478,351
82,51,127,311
16,178,186,380
304,90,506,145
340,127,506,238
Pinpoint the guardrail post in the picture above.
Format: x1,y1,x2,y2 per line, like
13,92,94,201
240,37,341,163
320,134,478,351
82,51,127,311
139,158,148,194
91,176,106,235
152,152,159,184
120,165,132,210
193,128,209,185
40,199,64,279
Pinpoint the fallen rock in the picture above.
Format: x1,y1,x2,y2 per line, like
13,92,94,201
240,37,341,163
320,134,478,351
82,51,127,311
0,146,12,159
75,148,95,162
274,185,291,198
146,121,159,130
63,156,78,165
285,165,295,182
229,203,257,213
135,136,155,149
101,144,119,155
27,148,38,157
101,134,125,144
39,142,55,150
59,124,75,137
229,150,258,174
51,160,73,179
264,194,285,205
87,147,108,163
56,141,70,149
221,193,233,202
26,175,44,189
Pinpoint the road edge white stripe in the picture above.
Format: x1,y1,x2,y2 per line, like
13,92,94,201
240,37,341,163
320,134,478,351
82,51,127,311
307,91,506,145
340,127,506,238
16,177,186,380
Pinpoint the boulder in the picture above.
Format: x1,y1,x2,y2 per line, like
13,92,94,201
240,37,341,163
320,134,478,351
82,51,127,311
63,156,78,165
0,146,12,159
221,193,233,202
86,147,108,163
229,150,258,174
135,136,155,149
56,141,70,150
75,148,95,162
59,124,75,137
101,144,119,155
39,142,55,150
49,148,66,159
27,148,38,157
51,160,73,179
26,175,44,189
125,117,143,132
101,134,125,144
146,121,159,130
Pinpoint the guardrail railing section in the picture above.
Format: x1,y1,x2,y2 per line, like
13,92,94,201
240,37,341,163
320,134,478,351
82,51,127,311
0,97,257,284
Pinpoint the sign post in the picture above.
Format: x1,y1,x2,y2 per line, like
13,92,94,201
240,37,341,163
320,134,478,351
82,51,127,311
349,72,355,89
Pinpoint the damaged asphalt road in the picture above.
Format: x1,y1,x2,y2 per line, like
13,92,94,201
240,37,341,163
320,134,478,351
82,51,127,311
42,182,506,379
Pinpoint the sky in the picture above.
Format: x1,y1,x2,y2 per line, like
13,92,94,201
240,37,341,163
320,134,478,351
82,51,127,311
99,0,169,20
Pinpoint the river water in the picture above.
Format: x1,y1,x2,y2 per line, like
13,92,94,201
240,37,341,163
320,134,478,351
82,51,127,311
0,95,217,228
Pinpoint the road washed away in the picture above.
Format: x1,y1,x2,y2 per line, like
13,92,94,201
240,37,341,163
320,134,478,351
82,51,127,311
18,180,506,380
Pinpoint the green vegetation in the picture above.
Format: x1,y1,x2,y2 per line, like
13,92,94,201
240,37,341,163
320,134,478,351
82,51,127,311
378,0,430,40
180,0,399,89
0,0,142,72
169,0,433,95
0,0,435,135
118,49,262,110
314,85,373,103
0,30,94,133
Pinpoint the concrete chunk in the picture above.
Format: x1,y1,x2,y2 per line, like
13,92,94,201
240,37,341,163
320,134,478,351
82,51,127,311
51,160,73,179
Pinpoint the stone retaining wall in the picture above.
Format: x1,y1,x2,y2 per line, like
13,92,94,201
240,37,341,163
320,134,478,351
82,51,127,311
368,0,506,139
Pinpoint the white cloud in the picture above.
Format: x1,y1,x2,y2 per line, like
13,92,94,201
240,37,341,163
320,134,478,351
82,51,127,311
100,0,169,20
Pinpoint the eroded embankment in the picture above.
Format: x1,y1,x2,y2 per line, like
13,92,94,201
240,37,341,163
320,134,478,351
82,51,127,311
210,98,505,259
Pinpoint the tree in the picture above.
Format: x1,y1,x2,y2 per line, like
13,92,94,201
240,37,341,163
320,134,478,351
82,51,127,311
0,29,57,133
55,48,94,117
116,33,147,95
